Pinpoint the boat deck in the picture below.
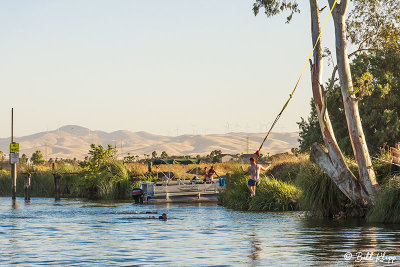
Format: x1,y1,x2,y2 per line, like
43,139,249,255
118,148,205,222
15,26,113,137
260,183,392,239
143,180,222,203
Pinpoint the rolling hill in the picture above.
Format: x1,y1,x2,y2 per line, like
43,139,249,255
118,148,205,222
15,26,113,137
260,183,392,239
0,125,299,159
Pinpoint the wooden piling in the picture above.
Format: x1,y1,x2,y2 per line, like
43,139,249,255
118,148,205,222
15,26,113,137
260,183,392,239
24,173,31,200
53,173,61,200
11,164,17,200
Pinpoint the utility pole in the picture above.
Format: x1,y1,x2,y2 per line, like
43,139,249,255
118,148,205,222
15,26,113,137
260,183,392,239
45,142,48,161
10,108,19,200
246,136,249,154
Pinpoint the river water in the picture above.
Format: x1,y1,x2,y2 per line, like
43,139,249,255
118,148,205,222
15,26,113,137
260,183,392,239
1,197,399,266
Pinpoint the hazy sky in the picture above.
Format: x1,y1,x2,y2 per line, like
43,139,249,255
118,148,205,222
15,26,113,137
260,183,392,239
0,0,339,138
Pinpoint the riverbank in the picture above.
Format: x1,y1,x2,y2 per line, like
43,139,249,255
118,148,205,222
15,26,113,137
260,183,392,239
218,153,400,223
0,162,232,200
1,152,399,223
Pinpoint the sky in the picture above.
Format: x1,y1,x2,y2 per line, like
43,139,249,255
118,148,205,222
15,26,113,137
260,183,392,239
0,0,340,138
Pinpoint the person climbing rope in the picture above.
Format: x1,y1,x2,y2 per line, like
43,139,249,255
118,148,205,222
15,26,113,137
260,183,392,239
241,157,270,197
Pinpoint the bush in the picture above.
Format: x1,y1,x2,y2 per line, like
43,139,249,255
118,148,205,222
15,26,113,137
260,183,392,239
81,159,130,200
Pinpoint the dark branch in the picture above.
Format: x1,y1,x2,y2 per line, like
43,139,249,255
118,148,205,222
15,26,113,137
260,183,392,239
327,66,338,92
348,48,379,58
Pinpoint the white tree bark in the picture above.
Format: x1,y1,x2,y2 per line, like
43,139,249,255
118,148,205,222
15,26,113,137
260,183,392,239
308,0,370,205
328,0,378,197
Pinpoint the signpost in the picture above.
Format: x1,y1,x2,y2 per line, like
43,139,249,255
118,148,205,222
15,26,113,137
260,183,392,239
10,142,19,153
10,108,18,200
10,152,19,164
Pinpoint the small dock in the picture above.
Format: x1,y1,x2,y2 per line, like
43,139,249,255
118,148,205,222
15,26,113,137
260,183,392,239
141,180,223,203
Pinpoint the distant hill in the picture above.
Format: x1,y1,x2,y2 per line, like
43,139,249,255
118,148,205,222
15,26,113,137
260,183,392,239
0,125,299,159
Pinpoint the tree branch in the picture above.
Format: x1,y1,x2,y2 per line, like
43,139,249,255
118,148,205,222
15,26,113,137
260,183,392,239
339,0,349,16
348,32,380,58
320,66,338,122
349,48,379,58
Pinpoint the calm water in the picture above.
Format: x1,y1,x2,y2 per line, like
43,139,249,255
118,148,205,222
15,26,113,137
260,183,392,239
1,198,400,266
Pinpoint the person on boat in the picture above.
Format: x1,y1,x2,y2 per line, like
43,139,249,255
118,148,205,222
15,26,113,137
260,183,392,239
203,167,208,181
205,166,220,183
241,157,270,197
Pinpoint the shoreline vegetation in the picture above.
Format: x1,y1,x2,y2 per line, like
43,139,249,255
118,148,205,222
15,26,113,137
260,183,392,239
0,148,399,223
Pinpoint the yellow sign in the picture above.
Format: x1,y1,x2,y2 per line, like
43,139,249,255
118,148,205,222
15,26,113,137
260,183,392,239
10,142,19,153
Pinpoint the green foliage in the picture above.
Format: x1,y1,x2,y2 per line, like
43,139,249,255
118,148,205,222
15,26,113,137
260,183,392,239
78,144,131,199
0,171,54,197
20,154,28,165
248,177,301,211
219,167,301,211
160,151,168,159
80,144,117,178
372,156,392,185
54,162,81,174
367,176,400,223
297,101,324,152
295,161,352,218
298,49,400,156
349,71,374,99
252,0,299,23
209,150,222,163
31,150,45,165
347,0,400,50
218,167,252,210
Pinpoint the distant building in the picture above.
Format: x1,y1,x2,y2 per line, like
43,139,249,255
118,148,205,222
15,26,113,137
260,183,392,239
220,154,239,163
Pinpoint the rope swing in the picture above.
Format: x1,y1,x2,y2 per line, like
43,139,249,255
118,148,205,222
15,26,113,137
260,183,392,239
255,0,338,161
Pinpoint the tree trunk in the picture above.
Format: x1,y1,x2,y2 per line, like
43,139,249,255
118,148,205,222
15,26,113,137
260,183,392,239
308,0,370,205
328,0,378,197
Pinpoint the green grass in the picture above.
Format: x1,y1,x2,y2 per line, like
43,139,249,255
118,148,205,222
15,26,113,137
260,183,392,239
367,176,400,223
219,167,301,211
219,155,356,217
248,177,301,211
0,160,139,200
294,160,352,218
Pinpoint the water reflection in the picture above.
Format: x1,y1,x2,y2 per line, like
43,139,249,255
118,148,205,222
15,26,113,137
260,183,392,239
11,199,18,210
299,218,400,266
249,232,262,262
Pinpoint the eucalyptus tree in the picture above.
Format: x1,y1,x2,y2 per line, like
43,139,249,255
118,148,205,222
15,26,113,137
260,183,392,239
253,0,399,206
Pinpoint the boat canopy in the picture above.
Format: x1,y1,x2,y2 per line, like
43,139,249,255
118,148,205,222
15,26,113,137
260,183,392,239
152,158,200,165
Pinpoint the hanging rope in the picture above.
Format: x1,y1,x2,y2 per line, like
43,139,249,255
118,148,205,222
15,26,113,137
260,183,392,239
255,0,338,161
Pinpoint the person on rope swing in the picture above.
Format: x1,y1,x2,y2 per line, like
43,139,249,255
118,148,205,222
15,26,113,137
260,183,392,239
241,157,270,197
